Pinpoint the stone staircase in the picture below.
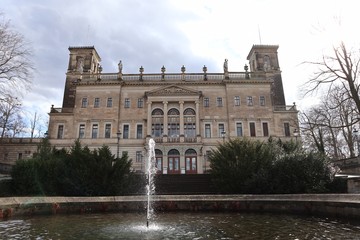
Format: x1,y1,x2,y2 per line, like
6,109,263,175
154,174,218,195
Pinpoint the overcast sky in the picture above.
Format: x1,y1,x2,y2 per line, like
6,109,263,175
2,0,359,131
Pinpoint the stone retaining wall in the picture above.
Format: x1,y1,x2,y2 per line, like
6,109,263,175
0,194,359,220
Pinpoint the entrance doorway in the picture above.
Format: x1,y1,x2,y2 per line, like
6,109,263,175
185,149,197,174
168,149,180,174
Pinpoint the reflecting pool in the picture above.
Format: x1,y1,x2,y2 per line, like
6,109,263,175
1,212,360,239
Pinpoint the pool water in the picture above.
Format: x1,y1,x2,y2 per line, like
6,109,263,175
1,212,360,239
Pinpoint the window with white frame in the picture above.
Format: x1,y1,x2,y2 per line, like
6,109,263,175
123,124,129,139
218,123,225,137
81,98,88,108
260,96,265,106
204,97,209,107
205,124,211,138
57,125,64,139
216,97,223,107
124,98,130,108
105,123,111,138
92,124,98,138
136,124,143,139
234,96,240,106
247,96,253,106
107,97,113,107
137,98,144,108
236,122,243,137
94,97,100,108
79,124,85,138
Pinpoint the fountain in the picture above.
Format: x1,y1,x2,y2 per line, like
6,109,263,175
1,139,360,238
146,138,156,228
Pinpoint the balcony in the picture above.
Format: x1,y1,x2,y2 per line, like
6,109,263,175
273,105,297,112
74,71,263,83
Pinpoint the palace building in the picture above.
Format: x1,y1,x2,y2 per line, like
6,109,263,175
44,44,298,174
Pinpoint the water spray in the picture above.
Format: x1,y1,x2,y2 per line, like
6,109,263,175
146,138,156,228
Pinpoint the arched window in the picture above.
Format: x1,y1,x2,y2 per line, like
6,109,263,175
168,108,180,115
185,148,197,174
152,108,164,137
184,108,196,139
185,149,197,155
168,108,180,139
184,108,195,115
152,109,164,115
168,149,180,174
168,149,180,155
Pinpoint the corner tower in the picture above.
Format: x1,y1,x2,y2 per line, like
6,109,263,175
247,45,286,106
62,46,101,108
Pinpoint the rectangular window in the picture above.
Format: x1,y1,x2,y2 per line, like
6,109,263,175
216,97,223,107
94,97,100,108
249,122,256,137
260,96,265,106
81,98,88,108
204,97,209,107
236,122,243,137
107,97,113,107
168,123,180,137
284,122,290,137
234,96,240,106
136,124,143,139
205,124,211,138
92,124,98,138
137,98,144,108
136,151,142,163
79,124,85,139
247,96,253,106
262,122,269,137
123,124,129,139
152,123,163,137
18,153,22,160
218,123,225,137
57,125,64,139
124,98,130,108
105,123,111,138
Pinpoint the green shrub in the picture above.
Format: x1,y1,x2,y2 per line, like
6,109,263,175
209,138,336,194
9,139,139,196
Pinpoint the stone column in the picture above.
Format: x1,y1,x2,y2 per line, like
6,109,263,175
163,101,168,142
147,101,152,137
195,100,200,136
179,101,184,142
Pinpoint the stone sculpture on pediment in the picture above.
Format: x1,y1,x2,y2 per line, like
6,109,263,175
147,86,200,96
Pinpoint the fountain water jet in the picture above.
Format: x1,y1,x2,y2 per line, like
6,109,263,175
146,138,156,228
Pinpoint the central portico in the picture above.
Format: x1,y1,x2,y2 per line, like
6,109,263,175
145,85,203,174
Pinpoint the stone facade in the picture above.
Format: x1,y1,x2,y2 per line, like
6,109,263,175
0,138,41,173
1,44,299,173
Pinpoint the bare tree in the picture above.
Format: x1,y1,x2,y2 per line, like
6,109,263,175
27,111,48,138
0,13,33,96
8,113,26,137
30,111,38,138
304,42,360,121
0,94,22,138
300,85,358,159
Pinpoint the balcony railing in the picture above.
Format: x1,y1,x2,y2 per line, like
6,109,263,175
273,105,297,112
76,71,264,83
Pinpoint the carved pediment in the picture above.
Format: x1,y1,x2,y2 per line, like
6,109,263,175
146,85,201,96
